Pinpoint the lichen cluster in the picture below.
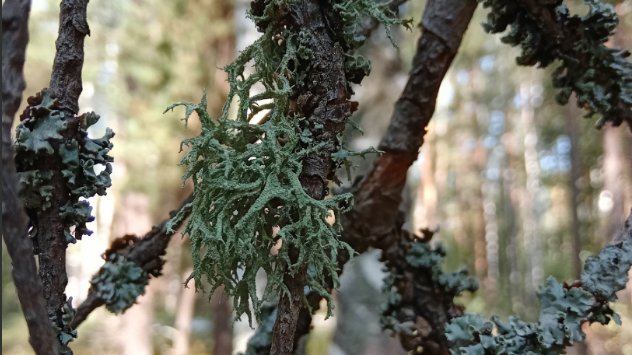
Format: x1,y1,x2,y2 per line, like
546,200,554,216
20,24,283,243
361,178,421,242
15,89,114,244
381,232,479,352
446,237,632,354
479,0,632,128
55,298,77,354
169,0,408,323
90,254,149,314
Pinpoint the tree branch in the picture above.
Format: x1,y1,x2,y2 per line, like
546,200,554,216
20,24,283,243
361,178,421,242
2,2,59,353
50,0,90,115
343,0,478,251
268,1,355,353
14,0,91,342
267,0,479,351
70,194,193,328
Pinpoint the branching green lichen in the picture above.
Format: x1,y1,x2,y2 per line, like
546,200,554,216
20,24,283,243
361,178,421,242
446,237,632,354
169,0,408,324
479,0,632,128
168,94,353,323
15,89,114,244
90,254,149,314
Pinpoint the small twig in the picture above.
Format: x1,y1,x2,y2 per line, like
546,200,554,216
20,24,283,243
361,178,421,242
2,0,59,353
70,194,193,329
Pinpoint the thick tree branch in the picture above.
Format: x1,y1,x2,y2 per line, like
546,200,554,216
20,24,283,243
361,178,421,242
21,0,90,340
268,1,355,353
70,194,193,328
2,1,59,353
347,2,478,352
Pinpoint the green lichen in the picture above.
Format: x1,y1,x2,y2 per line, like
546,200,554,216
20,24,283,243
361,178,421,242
169,94,353,323
90,254,149,314
169,0,407,323
446,237,632,354
15,89,114,243
54,297,77,355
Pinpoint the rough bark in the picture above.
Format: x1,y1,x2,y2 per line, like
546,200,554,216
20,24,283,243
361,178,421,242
269,1,355,353
282,0,478,352
20,0,91,338
49,0,90,115
211,287,233,355
344,1,478,353
2,0,59,353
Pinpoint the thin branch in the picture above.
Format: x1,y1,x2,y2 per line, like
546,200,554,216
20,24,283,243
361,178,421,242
2,0,59,353
50,0,90,115
343,0,478,252
70,194,193,328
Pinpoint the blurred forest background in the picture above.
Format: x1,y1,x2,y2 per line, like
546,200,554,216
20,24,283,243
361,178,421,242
2,0,632,354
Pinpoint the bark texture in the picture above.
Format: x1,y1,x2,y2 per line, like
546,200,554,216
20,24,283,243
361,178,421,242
342,1,478,353
269,1,355,353
18,0,91,339
2,0,59,354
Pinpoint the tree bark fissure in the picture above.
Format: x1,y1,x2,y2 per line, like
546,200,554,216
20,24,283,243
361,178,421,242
2,0,59,353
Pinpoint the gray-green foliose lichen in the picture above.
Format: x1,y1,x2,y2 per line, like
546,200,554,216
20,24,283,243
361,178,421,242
15,88,114,244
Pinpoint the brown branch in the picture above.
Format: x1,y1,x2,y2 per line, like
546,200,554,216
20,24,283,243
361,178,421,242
2,1,59,354
49,0,90,115
343,0,478,252
267,1,355,353
17,0,91,341
70,194,193,329
345,2,478,353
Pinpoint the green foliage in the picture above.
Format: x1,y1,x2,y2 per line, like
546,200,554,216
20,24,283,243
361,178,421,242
90,254,149,314
169,0,408,324
446,237,632,354
15,89,114,243
479,0,632,127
